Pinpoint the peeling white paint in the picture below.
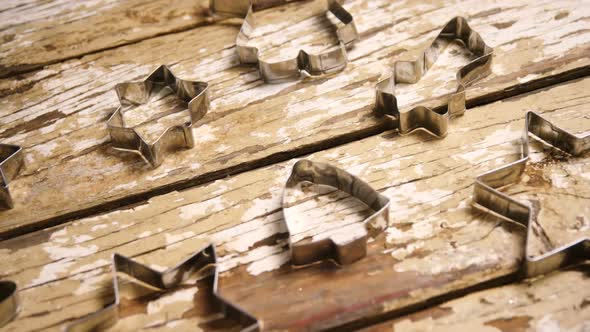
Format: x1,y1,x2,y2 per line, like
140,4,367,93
179,196,225,220
73,234,93,243
90,224,108,232
165,231,196,246
109,181,138,192
146,288,198,315
241,186,283,222
246,251,290,275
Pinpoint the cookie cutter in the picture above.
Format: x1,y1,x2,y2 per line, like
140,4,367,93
473,111,590,278
108,65,209,168
283,160,390,265
66,244,259,332
0,144,24,210
0,281,18,327
375,16,493,137
210,0,359,83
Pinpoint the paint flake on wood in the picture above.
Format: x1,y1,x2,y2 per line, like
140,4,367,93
360,265,590,332
1,0,590,237
1,77,588,331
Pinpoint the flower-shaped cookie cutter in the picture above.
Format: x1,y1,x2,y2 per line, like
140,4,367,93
108,65,209,167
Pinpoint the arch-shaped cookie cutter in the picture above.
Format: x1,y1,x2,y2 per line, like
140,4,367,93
283,160,390,265
108,65,209,168
0,144,24,210
473,111,590,278
0,281,18,327
210,0,359,83
375,16,493,137
65,244,259,331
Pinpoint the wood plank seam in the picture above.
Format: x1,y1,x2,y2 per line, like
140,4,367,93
2,71,588,241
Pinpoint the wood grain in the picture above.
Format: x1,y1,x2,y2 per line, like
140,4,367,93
360,265,590,332
1,77,588,331
0,0,214,78
1,0,589,238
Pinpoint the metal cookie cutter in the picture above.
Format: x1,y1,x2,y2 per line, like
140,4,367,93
210,0,359,83
108,65,209,168
0,281,18,327
473,111,590,278
283,160,390,265
0,144,24,210
66,244,259,332
375,16,493,137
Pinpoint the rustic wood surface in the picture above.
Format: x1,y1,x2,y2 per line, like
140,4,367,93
360,264,590,332
1,76,588,331
1,0,590,237
1,0,589,331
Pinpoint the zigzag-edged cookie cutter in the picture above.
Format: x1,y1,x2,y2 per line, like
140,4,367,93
473,111,590,278
0,144,24,210
0,281,18,327
375,16,493,137
283,160,390,265
108,65,209,168
66,244,259,332
210,0,359,83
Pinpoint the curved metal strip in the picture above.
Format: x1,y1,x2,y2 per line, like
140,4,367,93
0,144,24,210
211,0,359,83
473,111,590,278
283,160,390,265
65,244,260,332
0,281,18,327
107,65,209,168
375,16,493,138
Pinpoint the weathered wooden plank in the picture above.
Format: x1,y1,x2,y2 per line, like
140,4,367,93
0,0,300,78
0,0,214,78
0,77,588,331
1,0,589,237
360,265,590,332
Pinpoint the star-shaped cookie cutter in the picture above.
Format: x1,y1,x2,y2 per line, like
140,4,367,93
375,16,493,137
108,65,209,168
65,244,259,332
210,0,359,83
0,144,24,210
283,160,390,265
0,281,18,328
473,111,590,278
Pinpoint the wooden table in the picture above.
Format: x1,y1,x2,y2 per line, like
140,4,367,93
0,0,588,330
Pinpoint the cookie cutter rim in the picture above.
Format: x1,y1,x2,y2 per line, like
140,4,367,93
65,244,259,332
0,143,24,210
375,16,493,138
107,65,209,168
473,111,590,278
283,159,390,266
210,0,359,83
0,280,19,328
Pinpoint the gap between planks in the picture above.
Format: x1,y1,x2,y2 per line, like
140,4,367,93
2,0,590,239
2,70,589,241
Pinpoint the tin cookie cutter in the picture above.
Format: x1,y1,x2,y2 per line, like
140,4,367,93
0,144,24,210
66,244,259,332
108,65,209,168
210,0,359,83
375,16,493,137
473,111,590,278
283,160,390,265
0,281,18,328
